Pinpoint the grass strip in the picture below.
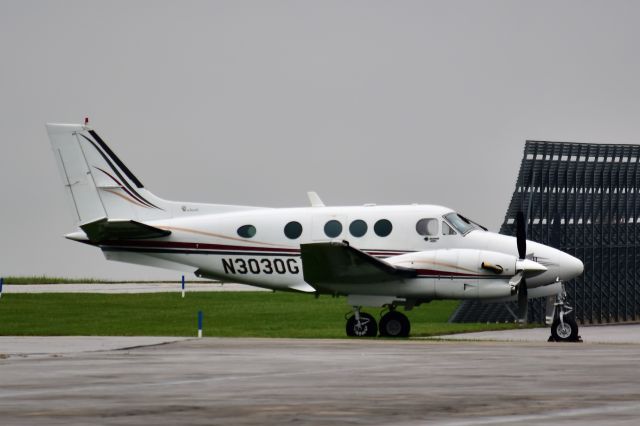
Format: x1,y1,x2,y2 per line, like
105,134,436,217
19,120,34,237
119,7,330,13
0,292,517,338
2,276,116,284
1,276,218,285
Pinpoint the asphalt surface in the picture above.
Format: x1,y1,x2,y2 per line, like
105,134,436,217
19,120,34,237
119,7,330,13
439,323,640,344
0,336,190,354
2,331,640,425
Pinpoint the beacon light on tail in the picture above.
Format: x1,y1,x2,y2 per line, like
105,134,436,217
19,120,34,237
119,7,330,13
46,122,584,340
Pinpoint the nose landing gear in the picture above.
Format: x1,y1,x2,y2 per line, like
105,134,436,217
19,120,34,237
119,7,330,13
548,284,582,342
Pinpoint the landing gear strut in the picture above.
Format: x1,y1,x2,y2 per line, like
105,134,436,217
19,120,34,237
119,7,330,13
548,284,581,342
346,307,378,337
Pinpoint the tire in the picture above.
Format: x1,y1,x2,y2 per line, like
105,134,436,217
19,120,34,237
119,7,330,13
551,315,579,342
346,312,378,337
379,311,411,338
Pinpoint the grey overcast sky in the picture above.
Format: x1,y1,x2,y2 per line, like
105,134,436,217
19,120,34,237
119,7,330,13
1,1,639,280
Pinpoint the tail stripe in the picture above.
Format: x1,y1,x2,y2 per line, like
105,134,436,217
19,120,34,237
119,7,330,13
103,188,149,208
94,166,156,209
79,134,162,210
88,130,144,188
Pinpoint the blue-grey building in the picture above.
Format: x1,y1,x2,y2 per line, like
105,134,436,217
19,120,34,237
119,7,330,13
451,140,640,324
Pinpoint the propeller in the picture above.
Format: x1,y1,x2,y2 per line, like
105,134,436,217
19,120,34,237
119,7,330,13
514,211,529,323
516,211,526,260
513,171,537,323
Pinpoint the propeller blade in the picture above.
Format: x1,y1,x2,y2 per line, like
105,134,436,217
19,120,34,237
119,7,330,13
508,271,523,288
526,171,535,233
517,278,528,323
516,211,526,260
550,212,562,249
516,170,535,323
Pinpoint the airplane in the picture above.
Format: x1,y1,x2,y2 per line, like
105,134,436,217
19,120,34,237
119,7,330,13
46,121,584,341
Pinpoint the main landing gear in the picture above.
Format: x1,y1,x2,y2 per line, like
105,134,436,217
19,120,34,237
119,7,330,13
346,306,411,338
548,284,582,343
346,310,377,337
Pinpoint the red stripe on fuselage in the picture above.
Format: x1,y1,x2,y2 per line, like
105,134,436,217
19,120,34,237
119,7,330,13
414,268,493,277
100,240,300,253
99,240,412,254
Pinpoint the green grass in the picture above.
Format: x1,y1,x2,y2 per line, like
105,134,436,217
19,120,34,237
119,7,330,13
0,292,518,338
2,276,117,284
1,276,215,284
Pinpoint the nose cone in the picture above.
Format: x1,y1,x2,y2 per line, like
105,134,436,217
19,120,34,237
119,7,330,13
517,258,548,276
560,252,584,281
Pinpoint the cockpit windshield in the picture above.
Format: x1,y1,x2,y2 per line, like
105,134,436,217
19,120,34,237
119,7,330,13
443,212,486,235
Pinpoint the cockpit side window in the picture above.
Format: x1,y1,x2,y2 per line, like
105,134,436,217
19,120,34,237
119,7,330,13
416,218,439,236
443,212,483,235
442,221,457,235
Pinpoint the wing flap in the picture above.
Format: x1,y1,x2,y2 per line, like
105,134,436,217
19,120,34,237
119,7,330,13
80,217,171,243
300,241,416,286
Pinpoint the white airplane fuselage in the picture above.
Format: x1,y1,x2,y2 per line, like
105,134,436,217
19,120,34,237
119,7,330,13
83,204,583,302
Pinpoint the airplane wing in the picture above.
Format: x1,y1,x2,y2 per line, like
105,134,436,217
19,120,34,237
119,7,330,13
80,217,171,243
300,241,416,286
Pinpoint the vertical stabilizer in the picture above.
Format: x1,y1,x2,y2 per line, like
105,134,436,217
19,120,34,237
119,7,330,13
46,123,171,224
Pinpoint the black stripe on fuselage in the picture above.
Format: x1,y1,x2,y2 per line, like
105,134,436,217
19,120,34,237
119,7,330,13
89,130,144,189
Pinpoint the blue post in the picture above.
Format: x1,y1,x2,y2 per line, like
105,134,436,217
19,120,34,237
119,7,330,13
0,277,3,299
181,275,185,298
198,310,203,338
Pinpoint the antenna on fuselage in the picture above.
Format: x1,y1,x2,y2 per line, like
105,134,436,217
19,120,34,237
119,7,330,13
307,191,325,207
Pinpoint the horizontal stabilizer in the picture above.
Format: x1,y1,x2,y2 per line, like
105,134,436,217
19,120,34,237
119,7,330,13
300,241,416,286
80,217,171,243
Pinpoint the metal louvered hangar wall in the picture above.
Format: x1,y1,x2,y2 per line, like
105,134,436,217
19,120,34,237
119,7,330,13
450,140,640,324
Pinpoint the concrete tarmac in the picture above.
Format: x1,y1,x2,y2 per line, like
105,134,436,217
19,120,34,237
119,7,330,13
1,335,640,425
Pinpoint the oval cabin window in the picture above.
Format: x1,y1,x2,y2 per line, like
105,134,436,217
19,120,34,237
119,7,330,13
374,219,393,237
237,224,257,238
324,220,343,238
349,219,368,237
284,221,303,239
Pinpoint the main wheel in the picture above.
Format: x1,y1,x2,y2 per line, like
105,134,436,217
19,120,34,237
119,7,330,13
346,312,378,337
551,315,579,342
379,311,411,337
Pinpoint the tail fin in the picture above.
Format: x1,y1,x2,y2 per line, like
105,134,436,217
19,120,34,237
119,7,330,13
46,123,171,225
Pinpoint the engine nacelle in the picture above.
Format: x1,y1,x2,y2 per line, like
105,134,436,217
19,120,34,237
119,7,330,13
388,248,516,278
387,249,518,299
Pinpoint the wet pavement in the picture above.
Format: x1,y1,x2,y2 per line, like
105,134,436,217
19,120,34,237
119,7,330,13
1,333,640,425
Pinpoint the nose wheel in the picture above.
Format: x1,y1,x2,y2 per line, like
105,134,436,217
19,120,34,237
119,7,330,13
548,284,582,342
